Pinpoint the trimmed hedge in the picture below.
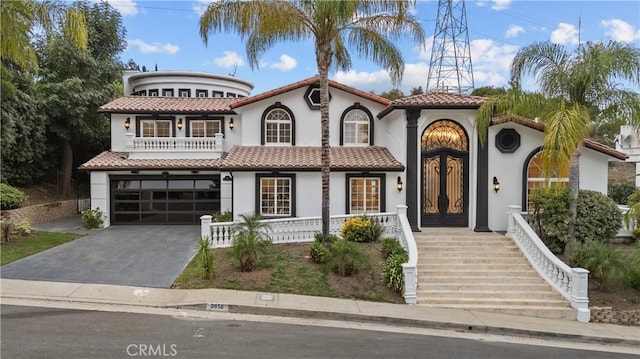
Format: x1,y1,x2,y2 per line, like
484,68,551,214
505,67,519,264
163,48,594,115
0,184,28,210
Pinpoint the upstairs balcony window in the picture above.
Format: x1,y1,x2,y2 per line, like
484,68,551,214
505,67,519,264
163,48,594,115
140,120,172,137
341,104,373,146
189,120,221,137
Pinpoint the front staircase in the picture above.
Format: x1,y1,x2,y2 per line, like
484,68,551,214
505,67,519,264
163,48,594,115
415,228,576,320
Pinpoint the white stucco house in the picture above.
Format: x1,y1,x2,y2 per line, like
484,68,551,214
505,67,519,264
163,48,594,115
80,70,626,231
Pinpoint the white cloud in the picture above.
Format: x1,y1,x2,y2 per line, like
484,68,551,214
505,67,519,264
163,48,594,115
416,36,435,61
127,39,179,54
470,39,519,86
206,51,245,68
505,25,524,38
550,23,579,45
104,0,138,16
269,54,298,71
193,0,212,17
600,19,640,43
491,0,511,11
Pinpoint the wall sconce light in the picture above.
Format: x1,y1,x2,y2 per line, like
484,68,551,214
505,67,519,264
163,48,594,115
124,117,130,130
397,176,404,192
493,176,501,193
229,118,235,130
223,175,233,181
177,118,183,130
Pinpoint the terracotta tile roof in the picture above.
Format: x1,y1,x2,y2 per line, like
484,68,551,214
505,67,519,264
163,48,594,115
491,114,627,160
231,76,391,109
378,92,488,118
98,96,237,114
78,151,224,170
222,146,404,171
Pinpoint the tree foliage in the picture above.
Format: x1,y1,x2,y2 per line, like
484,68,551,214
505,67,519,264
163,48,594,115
378,88,405,100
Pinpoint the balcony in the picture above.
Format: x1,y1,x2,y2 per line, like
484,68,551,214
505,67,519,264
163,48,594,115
125,133,224,159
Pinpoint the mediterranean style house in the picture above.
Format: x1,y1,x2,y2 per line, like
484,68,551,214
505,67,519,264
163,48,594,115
80,70,626,230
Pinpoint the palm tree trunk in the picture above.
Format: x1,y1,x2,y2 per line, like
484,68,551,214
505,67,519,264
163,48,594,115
565,147,581,256
317,43,332,240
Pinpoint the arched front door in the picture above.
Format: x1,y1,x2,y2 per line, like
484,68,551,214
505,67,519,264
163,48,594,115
421,120,469,227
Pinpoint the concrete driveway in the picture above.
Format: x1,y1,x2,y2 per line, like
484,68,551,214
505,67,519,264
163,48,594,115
1,218,200,288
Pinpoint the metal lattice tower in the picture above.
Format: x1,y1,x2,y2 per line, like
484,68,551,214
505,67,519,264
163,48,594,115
426,0,474,94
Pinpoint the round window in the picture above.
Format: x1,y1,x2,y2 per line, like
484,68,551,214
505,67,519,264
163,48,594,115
495,128,520,153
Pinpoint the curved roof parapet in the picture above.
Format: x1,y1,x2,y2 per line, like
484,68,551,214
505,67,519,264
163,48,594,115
123,70,254,96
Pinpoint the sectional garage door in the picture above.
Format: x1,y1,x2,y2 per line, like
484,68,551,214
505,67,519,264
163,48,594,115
111,175,220,224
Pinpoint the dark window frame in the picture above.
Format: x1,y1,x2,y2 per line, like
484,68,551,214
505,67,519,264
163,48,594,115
162,88,174,97
148,89,159,97
255,173,296,218
178,88,191,97
261,102,296,145
345,173,386,214
185,116,224,138
196,89,208,98
340,103,374,146
135,115,176,137
211,90,224,98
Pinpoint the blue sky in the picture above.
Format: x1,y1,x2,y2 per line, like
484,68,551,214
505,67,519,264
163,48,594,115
108,0,640,95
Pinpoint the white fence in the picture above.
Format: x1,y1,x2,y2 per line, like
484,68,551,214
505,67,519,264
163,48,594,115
125,133,224,152
506,205,590,322
200,205,418,304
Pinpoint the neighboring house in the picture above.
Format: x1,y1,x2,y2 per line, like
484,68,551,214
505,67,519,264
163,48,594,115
80,70,626,230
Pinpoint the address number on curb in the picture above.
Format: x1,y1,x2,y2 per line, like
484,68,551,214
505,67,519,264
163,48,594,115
206,303,230,312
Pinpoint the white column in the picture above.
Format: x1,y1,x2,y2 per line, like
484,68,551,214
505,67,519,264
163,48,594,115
571,268,591,323
200,215,212,239
125,133,135,151
506,205,522,237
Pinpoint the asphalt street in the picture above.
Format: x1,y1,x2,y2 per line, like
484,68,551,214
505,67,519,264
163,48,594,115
1,305,634,359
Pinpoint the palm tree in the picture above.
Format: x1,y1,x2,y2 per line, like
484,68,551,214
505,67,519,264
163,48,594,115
199,0,425,240
477,40,640,255
1,0,87,72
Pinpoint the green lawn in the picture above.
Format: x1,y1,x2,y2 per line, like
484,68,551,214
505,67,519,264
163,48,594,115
1,232,83,266
173,242,405,304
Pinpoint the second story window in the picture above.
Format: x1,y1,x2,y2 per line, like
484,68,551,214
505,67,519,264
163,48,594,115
190,120,221,137
162,89,174,97
148,89,159,97
141,120,172,137
342,107,371,146
179,89,191,97
196,89,208,98
262,105,294,145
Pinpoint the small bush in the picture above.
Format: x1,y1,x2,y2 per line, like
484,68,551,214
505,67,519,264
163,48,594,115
213,211,233,222
327,240,371,276
341,215,383,242
0,184,28,210
196,237,216,279
381,237,404,259
13,219,32,237
313,232,339,244
568,240,626,290
575,190,622,243
230,213,271,272
625,266,640,291
608,180,635,205
81,208,105,229
309,241,329,264
383,251,408,293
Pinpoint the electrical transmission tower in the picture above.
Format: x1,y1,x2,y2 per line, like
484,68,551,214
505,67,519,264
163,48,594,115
426,0,474,94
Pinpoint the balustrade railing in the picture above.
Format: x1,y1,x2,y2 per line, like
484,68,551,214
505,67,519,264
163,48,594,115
125,133,223,152
506,205,590,322
199,205,419,304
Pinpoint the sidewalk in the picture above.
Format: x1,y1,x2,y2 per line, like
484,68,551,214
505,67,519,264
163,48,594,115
1,278,638,349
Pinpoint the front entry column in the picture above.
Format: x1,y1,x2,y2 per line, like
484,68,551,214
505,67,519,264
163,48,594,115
405,108,421,232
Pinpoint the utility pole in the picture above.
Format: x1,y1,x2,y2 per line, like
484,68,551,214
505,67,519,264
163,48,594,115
426,0,474,94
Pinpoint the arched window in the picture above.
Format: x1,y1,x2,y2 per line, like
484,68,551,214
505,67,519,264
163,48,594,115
341,105,373,146
524,148,569,211
421,120,468,152
262,103,295,145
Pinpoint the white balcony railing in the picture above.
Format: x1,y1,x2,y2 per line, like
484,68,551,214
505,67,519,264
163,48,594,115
200,205,419,304
125,133,224,152
506,205,590,322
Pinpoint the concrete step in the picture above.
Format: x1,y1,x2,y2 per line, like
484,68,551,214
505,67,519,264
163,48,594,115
418,289,564,300
420,257,529,265
418,269,537,277
416,303,576,320
421,275,544,284
419,251,522,258
418,263,533,271
419,297,569,307
418,245,520,251
418,283,553,291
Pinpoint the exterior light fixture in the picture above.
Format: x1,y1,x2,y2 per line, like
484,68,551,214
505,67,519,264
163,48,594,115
493,176,500,193
229,118,235,130
177,118,183,130
397,176,403,192
124,117,130,130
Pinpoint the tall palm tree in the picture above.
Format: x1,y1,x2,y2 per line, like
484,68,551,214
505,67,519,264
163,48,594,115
1,0,87,72
477,40,640,255
200,0,425,240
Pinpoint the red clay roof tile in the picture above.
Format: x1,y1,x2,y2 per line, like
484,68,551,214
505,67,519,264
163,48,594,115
78,151,223,170
98,96,237,114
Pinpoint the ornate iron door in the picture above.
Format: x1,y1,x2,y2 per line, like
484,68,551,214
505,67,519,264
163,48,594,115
422,151,468,226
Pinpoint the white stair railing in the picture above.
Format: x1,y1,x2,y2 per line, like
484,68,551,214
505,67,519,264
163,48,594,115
199,205,419,304
506,205,590,323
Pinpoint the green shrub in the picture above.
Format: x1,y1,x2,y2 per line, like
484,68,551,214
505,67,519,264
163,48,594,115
213,211,233,222
81,208,105,229
309,240,329,264
313,232,339,244
383,251,408,293
0,184,28,210
230,213,271,272
529,188,623,253
197,237,216,279
625,266,640,291
608,180,635,205
13,219,32,237
341,215,383,242
569,240,626,290
327,240,371,276
381,237,404,259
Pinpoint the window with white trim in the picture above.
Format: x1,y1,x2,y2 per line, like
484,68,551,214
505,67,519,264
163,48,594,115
141,120,172,137
265,108,292,144
349,177,380,213
260,177,291,216
343,108,370,145
190,120,221,137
